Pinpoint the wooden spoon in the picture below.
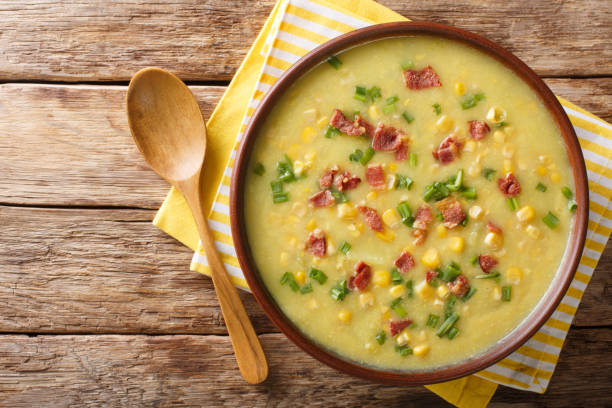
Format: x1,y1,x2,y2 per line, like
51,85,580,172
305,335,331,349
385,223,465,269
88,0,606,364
126,67,268,384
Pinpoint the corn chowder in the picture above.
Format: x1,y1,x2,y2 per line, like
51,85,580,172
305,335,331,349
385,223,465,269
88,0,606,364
244,36,575,370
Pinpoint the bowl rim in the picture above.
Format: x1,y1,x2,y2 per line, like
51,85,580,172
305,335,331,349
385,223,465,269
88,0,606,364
230,21,589,385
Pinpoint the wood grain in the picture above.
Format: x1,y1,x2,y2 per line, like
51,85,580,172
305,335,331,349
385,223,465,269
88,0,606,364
0,0,610,82
0,328,609,407
1,80,610,209
0,205,609,334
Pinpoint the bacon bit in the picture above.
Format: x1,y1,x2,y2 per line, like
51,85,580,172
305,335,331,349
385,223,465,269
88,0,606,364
497,173,521,197
432,136,463,164
308,190,335,208
330,109,365,137
487,221,503,235
403,66,442,90
390,319,413,336
365,164,386,190
412,229,427,246
357,205,384,232
348,261,372,291
305,229,326,257
448,275,470,297
425,270,438,283
335,171,361,192
479,254,498,274
435,197,466,229
413,205,433,230
354,114,375,138
394,251,415,273
372,123,404,151
319,166,339,190
394,142,409,161
468,120,490,140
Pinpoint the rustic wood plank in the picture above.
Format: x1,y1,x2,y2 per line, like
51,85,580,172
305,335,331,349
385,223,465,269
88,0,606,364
1,81,610,209
0,0,610,81
0,206,609,334
0,328,609,407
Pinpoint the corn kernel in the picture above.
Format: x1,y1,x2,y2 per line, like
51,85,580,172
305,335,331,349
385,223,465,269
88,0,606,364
295,270,306,285
455,82,466,96
356,222,365,231
338,310,352,323
415,280,434,300
396,329,411,346
486,106,507,123
503,159,514,173
327,239,336,255
421,248,440,268
280,252,289,266
448,236,465,253
367,191,378,201
376,228,395,242
484,232,503,249
287,144,302,160
435,115,454,133
369,104,380,120
436,284,450,299
506,267,523,284
337,203,357,219
469,205,484,220
348,224,361,238
293,160,305,176
526,224,541,239
316,116,329,129
288,236,298,248
300,126,316,143
516,205,535,222
359,292,375,308
436,224,447,238
417,330,428,342
403,98,411,106
389,284,406,298
302,109,317,123
365,342,375,351
388,163,397,172
292,202,307,217
464,140,476,152
382,209,400,228
307,298,319,310
413,344,430,357
538,155,551,164
373,270,391,287
502,143,515,158
287,215,299,224
468,163,481,177
304,151,316,161
550,172,561,183
306,218,316,231
536,166,548,176
381,309,392,321
386,174,397,190
493,286,502,301
493,130,506,143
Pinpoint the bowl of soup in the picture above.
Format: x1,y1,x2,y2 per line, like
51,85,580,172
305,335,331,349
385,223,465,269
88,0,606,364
230,22,588,384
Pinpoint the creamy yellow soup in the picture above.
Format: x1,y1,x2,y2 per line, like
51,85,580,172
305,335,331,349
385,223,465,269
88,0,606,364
244,36,575,370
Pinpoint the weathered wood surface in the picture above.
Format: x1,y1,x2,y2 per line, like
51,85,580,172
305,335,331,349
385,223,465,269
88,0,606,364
0,328,609,407
0,0,611,82
1,79,611,209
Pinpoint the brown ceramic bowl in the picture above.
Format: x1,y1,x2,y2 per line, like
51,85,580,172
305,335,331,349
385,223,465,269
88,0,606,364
230,22,588,385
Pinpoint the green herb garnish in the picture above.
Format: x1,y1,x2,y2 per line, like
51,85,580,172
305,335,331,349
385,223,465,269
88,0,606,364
338,241,351,255
330,280,349,301
280,272,299,292
308,267,328,285
360,147,375,165
354,86,368,102
409,152,418,168
395,174,414,190
482,168,496,181
402,111,414,124
502,286,512,302
432,103,441,115
376,330,386,345
536,182,547,192
460,93,485,110
327,55,342,69
543,211,560,229
426,314,440,328
324,124,341,139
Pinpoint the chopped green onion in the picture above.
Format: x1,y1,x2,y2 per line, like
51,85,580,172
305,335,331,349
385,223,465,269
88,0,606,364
376,330,386,345
409,152,418,168
432,103,441,115
444,294,457,319
536,182,547,192
276,156,296,183
438,262,461,282
280,272,299,292
470,255,479,265
562,187,574,199
436,312,459,337
338,241,351,254
330,280,349,301
507,197,519,211
428,276,440,287
330,190,347,203
392,303,407,318
402,111,414,124
382,104,395,114
270,181,283,194
502,285,512,301
568,200,577,212
401,60,414,70
327,55,342,69
496,121,509,128
426,314,439,328
462,287,476,301
423,181,450,202
359,147,375,165
391,268,403,284
395,174,414,190
367,86,381,101
460,217,468,227
386,95,399,105
253,162,265,176
482,167,496,181
309,267,328,285
447,169,464,191
395,345,413,356
447,327,460,340
272,192,289,203
475,272,501,279
389,297,403,308
349,149,363,162
460,186,477,200
460,93,485,110
300,283,313,294
543,211,560,229
396,201,414,226
324,125,341,139
405,280,414,297
354,86,368,102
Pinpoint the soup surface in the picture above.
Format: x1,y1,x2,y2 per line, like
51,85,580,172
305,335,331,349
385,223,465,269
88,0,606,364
244,36,575,370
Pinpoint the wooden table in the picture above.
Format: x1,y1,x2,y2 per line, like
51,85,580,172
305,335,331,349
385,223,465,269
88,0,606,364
1,1,610,406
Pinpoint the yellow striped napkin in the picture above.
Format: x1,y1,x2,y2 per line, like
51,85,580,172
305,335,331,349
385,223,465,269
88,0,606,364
153,0,612,406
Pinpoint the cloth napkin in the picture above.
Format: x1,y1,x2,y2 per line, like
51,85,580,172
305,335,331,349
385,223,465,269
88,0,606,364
153,0,612,406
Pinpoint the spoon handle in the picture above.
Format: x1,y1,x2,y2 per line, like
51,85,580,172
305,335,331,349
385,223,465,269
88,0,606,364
182,180,268,384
